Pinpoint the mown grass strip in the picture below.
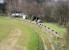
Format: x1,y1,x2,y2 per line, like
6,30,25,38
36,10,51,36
0,17,45,50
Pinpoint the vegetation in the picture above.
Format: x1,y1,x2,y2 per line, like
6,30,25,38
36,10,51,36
44,22,66,37
1,0,69,50
0,17,44,50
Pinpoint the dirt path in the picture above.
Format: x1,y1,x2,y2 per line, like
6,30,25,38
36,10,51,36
0,28,21,50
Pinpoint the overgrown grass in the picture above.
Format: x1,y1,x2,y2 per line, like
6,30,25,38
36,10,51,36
25,22,54,50
44,22,66,36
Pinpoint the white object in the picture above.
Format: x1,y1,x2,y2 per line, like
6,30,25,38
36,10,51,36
11,13,22,17
37,19,41,23
22,14,27,20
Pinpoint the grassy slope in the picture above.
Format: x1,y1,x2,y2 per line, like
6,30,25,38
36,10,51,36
44,22,66,36
0,17,44,50
25,22,54,50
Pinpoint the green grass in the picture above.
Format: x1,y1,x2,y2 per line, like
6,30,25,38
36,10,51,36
0,17,44,50
44,22,66,37
0,17,13,41
0,17,65,50
25,22,54,50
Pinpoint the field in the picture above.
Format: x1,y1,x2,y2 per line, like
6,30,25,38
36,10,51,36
0,17,66,50
0,17,44,50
